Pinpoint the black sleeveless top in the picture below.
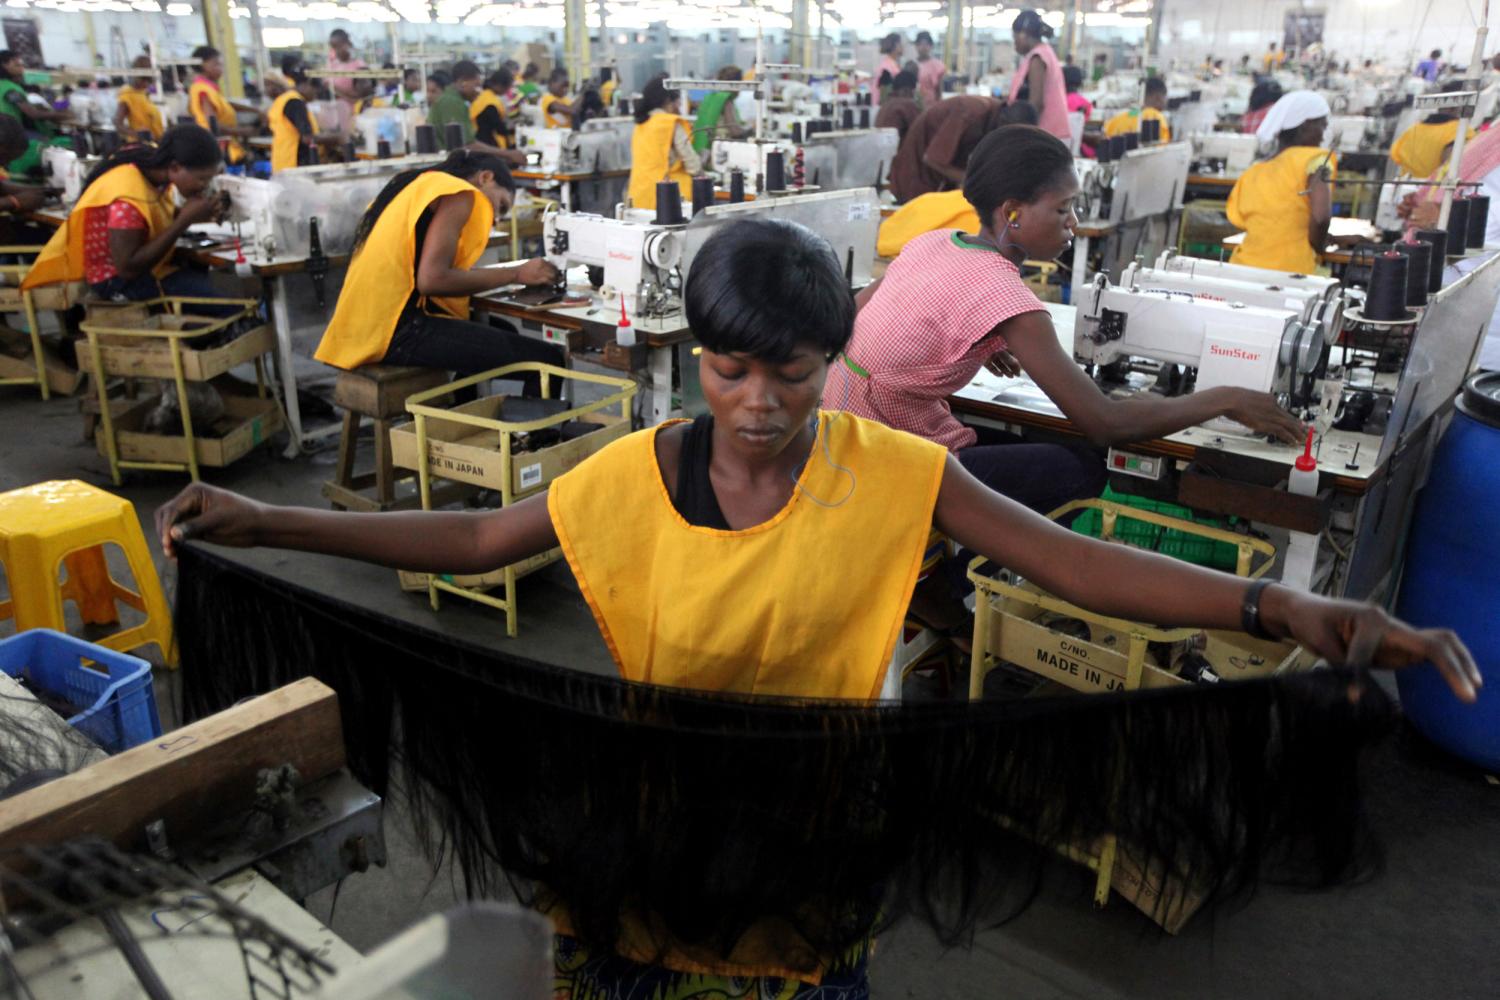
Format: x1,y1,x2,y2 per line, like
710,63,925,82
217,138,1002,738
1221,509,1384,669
670,415,731,530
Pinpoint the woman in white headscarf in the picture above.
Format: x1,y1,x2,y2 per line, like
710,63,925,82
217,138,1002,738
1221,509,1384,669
1226,91,1336,273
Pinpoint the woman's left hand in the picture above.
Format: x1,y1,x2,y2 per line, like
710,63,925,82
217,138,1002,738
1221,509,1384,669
985,349,1022,378
1262,586,1481,702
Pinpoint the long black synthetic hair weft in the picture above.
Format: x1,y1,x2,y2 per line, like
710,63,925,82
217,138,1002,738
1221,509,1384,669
175,544,1396,970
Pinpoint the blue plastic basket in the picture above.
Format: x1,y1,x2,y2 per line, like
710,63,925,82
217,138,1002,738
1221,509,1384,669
0,629,162,754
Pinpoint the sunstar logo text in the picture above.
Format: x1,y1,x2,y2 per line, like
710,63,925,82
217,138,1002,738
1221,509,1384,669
1209,344,1262,361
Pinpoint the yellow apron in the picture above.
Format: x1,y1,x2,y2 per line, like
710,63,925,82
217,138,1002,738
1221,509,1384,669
23,163,176,290
627,112,693,210
1226,146,1338,274
545,409,945,979
117,86,163,140
189,78,245,164
1103,106,1171,141
468,88,509,148
313,171,494,370
267,90,320,174
539,92,569,128
1390,119,1472,178
877,189,980,258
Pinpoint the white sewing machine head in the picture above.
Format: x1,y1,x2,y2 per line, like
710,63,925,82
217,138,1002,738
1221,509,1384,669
1190,133,1260,174
514,125,631,175
515,127,566,174
353,107,422,157
1151,251,1345,349
543,209,685,318
41,146,86,205
1326,115,1376,153
710,139,793,184
1076,271,1321,433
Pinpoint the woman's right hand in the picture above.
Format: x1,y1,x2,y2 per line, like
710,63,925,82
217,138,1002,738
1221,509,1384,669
1218,388,1306,445
515,258,561,286
155,483,267,559
177,195,221,227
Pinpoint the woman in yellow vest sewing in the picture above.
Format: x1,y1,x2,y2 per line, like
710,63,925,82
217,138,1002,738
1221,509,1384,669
627,75,702,212
1227,90,1337,275
266,67,346,174
22,125,237,313
189,46,261,166
540,68,575,128
161,215,1481,997
114,56,163,142
1390,108,1474,179
312,149,563,389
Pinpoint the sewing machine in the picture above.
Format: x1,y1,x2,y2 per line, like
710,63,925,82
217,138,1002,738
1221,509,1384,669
217,155,445,262
1190,132,1259,175
709,137,796,188
514,123,633,175
1151,251,1346,349
352,106,427,157
801,127,899,192
543,209,686,317
1327,115,1378,153
41,146,88,204
1075,271,1314,434
542,187,880,322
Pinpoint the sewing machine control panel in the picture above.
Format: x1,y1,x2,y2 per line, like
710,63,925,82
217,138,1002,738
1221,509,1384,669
1107,449,1164,480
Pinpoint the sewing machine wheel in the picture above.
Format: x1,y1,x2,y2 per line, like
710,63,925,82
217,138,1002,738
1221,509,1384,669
587,265,604,289
1153,363,1186,396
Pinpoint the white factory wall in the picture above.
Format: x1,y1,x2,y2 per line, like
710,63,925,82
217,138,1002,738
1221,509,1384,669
1156,0,1491,69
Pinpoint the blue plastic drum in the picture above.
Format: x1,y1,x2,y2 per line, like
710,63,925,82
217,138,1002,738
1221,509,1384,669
1396,372,1500,769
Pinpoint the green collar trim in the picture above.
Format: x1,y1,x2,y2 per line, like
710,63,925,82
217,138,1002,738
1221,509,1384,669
951,231,1005,255
840,353,870,379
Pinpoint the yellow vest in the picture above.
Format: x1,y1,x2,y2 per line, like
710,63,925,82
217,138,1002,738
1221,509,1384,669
539,92,568,128
352,96,385,115
1390,119,1473,178
628,112,694,210
117,86,163,139
1103,106,1171,142
1227,146,1338,275
267,91,320,174
23,163,176,290
313,172,494,370
877,190,979,258
468,88,508,148
548,411,946,699
189,78,245,164
600,79,617,107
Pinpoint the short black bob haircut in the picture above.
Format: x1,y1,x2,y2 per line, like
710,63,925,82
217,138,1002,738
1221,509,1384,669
685,218,855,364
963,123,1075,224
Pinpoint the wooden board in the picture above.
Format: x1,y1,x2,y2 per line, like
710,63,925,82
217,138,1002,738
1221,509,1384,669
0,678,345,857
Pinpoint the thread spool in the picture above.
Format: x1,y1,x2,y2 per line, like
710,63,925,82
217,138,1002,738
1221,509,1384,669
1415,228,1448,291
1445,196,1471,258
1467,194,1490,249
444,122,465,150
1394,240,1432,307
1122,131,1140,151
654,182,684,225
1096,137,1114,163
790,122,803,143
376,139,391,159
765,149,786,191
1108,135,1127,160
414,125,437,153
729,168,745,203
690,175,715,217
859,107,871,128
821,101,834,117
841,107,854,129
1141,118,1160,144
1365,252,1412,322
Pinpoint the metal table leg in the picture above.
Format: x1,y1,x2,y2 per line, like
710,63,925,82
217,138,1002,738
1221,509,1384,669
267,275,305,458
648,344,673,425
1071,233,1092,304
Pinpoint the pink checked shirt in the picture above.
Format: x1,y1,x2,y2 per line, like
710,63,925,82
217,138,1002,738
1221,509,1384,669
823,229,1044,452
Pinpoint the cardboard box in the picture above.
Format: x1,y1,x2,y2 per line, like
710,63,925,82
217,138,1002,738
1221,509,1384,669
0,326,80,395
96,393,283,468
396,547,562,593
388,397,628,495
76,321,275,382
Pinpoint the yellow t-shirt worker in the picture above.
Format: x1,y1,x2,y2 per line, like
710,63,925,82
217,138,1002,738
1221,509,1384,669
1228,91,1337,274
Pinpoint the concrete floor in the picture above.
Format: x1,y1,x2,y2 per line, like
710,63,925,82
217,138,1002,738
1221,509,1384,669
3,381,1498,1000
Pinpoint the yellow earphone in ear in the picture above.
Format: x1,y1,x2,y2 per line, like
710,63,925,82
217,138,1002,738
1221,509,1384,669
1008,210,1019,221
1007,210,1021,229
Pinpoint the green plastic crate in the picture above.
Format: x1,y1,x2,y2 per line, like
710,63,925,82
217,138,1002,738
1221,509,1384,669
1071,486,1244,570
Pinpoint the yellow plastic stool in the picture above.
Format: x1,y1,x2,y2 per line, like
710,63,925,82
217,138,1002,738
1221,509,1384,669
0,480,175,666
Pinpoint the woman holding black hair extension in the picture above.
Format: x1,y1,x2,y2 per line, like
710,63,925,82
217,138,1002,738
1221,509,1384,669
627,75,701,210
828,125,1307,518
23,125,237,313
313,148,562,389
1008,10,1071,141
160,214,1478,997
